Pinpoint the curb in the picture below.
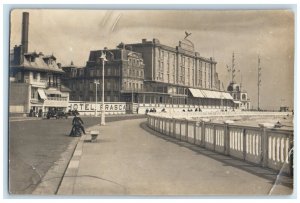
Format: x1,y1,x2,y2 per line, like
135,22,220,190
32,136,80,195
56,128,93,195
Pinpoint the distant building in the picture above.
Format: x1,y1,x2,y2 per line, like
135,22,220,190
279,106,289,112
127,38,230,108
227,82,251,110
9,12,70,116
62,47,145,102
62,38,235,111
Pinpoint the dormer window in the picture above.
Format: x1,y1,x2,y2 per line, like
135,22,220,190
30,56,36,62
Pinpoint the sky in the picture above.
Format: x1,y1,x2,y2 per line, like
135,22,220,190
9,9,294,110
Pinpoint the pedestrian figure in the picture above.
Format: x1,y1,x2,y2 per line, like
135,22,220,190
69,114,86,136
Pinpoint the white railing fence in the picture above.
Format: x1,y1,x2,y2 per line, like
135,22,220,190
147,115,293,176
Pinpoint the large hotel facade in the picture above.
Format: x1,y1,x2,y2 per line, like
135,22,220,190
62,37,241,112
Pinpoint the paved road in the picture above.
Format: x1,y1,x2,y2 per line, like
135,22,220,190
58,119,293,195
8,114,146,194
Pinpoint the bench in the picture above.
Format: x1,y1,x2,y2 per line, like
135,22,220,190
90,130,99,142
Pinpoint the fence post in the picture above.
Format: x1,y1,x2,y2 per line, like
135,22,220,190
261,126,268,167
168,119,171,136
243,128,247,160
185,120,189,141
213,125,216,151
201,121,205,147
289,134,294,177
194,121,197,144
172,118,176,138
224,123,230,155
179,121,182,141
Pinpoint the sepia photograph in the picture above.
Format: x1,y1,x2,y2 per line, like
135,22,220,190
7,7,294,196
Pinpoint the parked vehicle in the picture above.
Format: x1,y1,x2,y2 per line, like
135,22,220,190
46,110,68,119
55,111,68,119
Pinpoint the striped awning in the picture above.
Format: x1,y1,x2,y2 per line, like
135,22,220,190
37,88,47,100
221,92,233,100
189,88,233,100
189,88,205,98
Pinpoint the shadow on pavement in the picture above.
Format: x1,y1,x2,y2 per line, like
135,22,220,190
140,121,293,189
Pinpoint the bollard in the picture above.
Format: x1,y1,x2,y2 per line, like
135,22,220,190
90,130,99,143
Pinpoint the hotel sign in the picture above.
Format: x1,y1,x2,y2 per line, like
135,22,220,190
68,101,128,113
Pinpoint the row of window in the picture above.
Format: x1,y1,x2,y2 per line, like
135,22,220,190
158,49,215,69
123,68,144,78
123,81,143,90
73,95,120,102
128,58,143,66
70,80,120,91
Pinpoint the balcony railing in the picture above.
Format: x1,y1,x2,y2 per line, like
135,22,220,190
47,97,68,101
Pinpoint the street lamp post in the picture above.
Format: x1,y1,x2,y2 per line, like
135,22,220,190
94,79,100,117
100,52,107,125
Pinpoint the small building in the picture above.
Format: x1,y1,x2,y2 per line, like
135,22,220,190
279,106,289,112
227,82,251,110
9,12,69,116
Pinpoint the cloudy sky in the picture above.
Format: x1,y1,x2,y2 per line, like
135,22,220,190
10,9,294,110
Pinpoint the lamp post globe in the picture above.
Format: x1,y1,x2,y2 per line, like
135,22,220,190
100,51,107,125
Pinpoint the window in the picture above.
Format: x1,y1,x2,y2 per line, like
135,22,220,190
242,94,246,100
33,72,38,80
90,70,94,76
107,68,111,75
107,81,111,89
31,87,38,99
89,82,94,91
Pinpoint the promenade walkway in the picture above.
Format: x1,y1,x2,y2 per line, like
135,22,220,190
57,118,293,196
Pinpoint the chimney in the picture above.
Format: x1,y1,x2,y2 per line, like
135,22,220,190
21,12,29,53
